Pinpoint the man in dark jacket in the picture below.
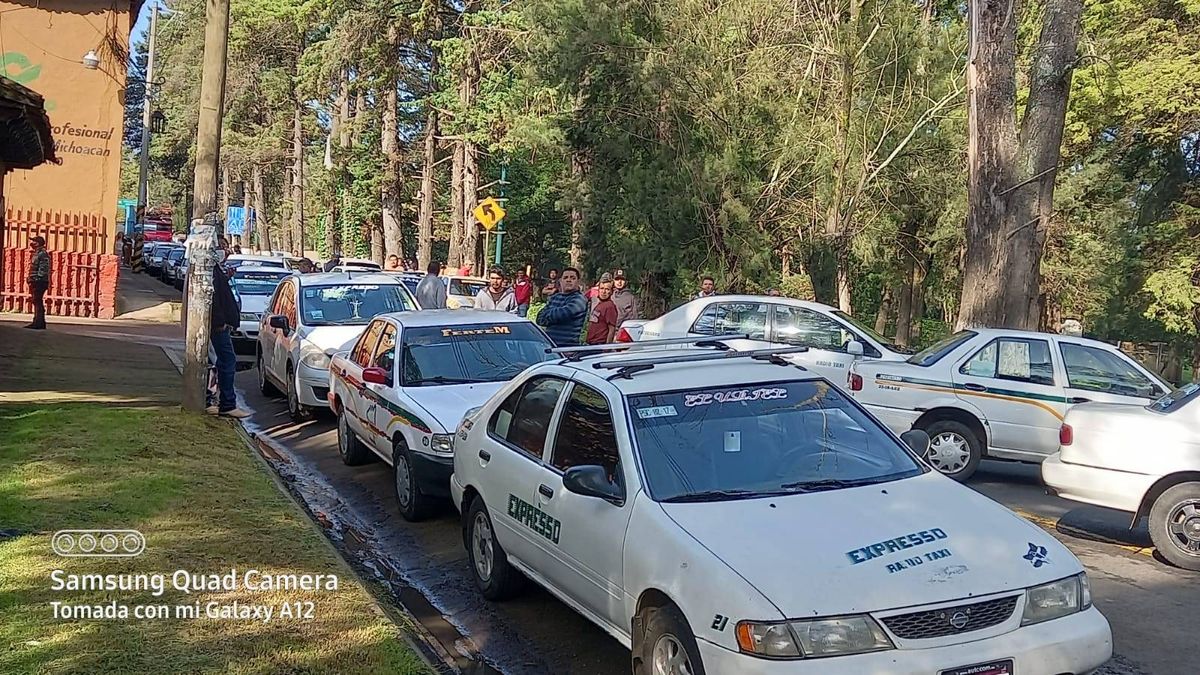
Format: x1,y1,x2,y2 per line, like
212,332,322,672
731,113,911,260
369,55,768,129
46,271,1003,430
209,244,248,418
26,236,51,330
536,267,588,347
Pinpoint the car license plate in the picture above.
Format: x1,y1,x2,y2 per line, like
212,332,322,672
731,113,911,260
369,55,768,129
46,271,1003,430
941,660,1013,675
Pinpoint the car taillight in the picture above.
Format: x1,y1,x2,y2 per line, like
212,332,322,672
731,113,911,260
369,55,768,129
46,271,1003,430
615,327,632,343
849,373,863,391
1059,424,1073,446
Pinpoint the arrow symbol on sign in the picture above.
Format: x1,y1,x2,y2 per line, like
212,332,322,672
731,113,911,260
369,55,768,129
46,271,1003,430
482,204,497,221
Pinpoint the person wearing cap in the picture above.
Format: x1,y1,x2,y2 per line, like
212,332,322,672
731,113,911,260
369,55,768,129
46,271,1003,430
26,236,51,330
586,271,613,303
611,269,640,326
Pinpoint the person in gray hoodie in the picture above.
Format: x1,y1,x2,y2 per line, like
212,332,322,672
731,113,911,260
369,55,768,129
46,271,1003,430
474,267,519,313
611,269,640,326
414,260,448,309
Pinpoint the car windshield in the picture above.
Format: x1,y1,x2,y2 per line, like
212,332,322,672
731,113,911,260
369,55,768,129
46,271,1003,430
449,279,487,296
299,284,415,326
908,331,977,366
831,310,913,354
628,380,924,502
400,323,553,386
1147,382,1200,414
231,270,290,295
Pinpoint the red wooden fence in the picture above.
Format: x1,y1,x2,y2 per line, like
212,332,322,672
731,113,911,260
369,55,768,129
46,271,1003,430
0,209,116,318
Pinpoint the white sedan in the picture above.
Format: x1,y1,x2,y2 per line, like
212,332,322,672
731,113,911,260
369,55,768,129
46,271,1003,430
450,338,1111,674
1043,382,1200,570
619,294,912,384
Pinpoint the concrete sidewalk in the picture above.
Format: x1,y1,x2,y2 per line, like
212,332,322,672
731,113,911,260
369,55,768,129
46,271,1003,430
116,267,182,322
0,319,179,406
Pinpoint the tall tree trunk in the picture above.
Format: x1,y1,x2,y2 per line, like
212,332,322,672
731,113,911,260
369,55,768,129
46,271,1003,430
243,177,254,249
448,142,465,268
568,150,586,269
824,0,864,314
279,167,293,255
292,105,305,256
958,0,1082,330
460,51,481,273
417,110,438,270
911,260,928,344
895,272,914,347
874,288,893,335
221,164,231,240
252,164,269,252
370,218,384,263
381,83,403,262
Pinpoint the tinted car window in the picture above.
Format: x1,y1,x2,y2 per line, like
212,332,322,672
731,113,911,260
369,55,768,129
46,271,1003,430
773,305,879,356
629,380,922,501
691,302,768,339
908,331,976,366
353,320,386,368
449,279,488,296
551,385,620,479
373,324,398,375
1148,382,1200,414
299,283,415,326
960,338,1055,386
1060,343,1157,398
489,377,566,459
401,323,553,386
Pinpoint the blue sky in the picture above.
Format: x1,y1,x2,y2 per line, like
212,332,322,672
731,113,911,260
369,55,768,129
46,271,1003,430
131,2,156,49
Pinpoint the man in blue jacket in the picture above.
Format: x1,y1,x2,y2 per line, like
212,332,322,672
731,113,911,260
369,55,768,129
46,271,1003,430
537,267,587,347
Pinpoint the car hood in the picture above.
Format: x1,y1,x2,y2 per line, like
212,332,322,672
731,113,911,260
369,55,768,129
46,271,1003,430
659,471,1077,617
299,325,371,354
406,382,506,433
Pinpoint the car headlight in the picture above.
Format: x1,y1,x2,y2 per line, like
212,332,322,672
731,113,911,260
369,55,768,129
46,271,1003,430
1022,573,1090,626
240,312,260,322
300,342,331,370
736,615,892,658
429,433,455,456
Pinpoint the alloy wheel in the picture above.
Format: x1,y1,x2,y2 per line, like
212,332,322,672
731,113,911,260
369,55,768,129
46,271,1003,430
651,634,694,675
395,454,413,509
1166,500,1200,557
472,511,494,582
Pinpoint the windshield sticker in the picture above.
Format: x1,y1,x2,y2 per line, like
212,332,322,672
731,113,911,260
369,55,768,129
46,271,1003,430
508,494,560,544
441,325,512,337
684,387,787,407
1023,543,1050,568
846,528,948,565
636,405,678,419
308,309,324,321
723,431,741,453
304,289,316,298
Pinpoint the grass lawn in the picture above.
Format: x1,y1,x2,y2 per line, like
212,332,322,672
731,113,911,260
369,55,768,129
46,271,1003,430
0,403,428,675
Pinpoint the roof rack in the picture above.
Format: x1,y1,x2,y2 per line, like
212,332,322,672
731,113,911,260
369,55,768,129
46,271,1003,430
592,346,809,380
550,334,749,361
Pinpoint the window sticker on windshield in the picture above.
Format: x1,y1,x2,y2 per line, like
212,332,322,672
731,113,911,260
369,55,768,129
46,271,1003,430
308,309,324,321
723,431,741,453
636,405,678,419
684,387,787,407
441,325,512,338
304,289,316,298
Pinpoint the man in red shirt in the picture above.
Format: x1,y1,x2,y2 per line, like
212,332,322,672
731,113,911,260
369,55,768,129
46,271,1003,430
585,278,619,344
512,269,533,317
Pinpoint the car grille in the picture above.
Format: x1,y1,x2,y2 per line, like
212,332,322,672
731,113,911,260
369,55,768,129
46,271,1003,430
881,595,1019,640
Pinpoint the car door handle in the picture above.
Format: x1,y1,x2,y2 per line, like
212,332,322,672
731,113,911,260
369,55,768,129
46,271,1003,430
1068,396,1091,404
962,383,987,392
538,484,555,499
478,450,491,461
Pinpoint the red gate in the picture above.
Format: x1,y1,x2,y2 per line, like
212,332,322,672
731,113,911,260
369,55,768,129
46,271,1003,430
0,209,116,318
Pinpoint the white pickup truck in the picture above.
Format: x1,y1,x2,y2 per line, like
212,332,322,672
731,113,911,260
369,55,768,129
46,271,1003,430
848,328,1170,481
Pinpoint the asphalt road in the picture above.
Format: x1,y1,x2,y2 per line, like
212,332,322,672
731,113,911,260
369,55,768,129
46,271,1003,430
237,370,1195,675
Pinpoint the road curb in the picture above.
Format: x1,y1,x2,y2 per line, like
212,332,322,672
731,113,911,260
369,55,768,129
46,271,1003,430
1013,509,1153,558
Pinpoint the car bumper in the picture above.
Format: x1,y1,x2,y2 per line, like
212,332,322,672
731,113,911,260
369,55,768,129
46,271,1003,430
297,364,331,409
231,324,259,368
863,403,922,436
1041,453,1149,514
411,452,454,497
450,473,466,513
696,606,1111,674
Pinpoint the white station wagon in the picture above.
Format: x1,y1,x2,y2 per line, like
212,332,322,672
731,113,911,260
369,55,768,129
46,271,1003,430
619,295,912,385
848,328,1170,480
1044,382,1200,570
450,338,1111,675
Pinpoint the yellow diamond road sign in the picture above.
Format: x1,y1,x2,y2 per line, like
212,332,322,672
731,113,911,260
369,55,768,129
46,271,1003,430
473,197,506,231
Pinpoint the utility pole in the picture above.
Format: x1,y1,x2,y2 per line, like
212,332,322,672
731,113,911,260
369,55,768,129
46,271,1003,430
182,0,232,412
494,162,508,264
135,2,159,221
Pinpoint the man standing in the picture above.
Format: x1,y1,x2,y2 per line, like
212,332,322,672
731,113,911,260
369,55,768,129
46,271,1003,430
26,236,50,330
208,241,250,418
611,269,640,326
546,268,561,293
475,267,519,313
694,275,717,300
586,278,619,345
415,260,448,309
512,269,533,317
537,267,587,347
323,248,343,272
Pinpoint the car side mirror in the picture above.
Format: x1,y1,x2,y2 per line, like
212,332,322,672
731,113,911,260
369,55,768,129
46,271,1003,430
563,465,624,505
900,429,931,457
847,340,865,358
362,366,391,386
268,315,289,335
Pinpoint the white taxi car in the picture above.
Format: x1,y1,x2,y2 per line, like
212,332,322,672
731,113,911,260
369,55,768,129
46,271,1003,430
1044,382,1200,570
619,295,911,384
258,273,419,421
450,339,1112,674
848,328,1170,480
329,311,554,520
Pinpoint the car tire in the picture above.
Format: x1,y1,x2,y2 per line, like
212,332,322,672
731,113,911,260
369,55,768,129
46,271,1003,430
636,603,706,675
286,364,310,422
920,420,982,482
337,409,374,466
466,496,524,600
258,352,279,396
1148,482,1200,571
393,443,436,522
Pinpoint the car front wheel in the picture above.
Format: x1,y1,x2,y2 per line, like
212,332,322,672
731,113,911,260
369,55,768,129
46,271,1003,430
921,420,982,482
465,496,524,600
637,603,705,675
1149,482,1200,571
